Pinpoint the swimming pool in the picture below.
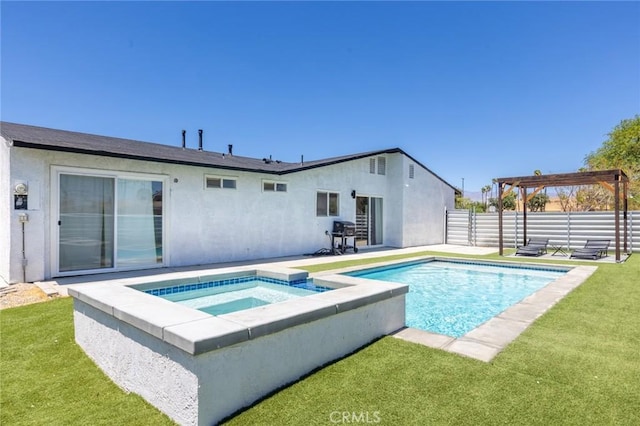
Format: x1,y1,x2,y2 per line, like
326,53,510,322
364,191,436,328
143,276,331,316
346,259,566,337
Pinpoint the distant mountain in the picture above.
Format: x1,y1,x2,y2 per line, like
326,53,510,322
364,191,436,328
464,190,483,202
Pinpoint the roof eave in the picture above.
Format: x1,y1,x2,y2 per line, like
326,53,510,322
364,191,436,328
10,140,287,175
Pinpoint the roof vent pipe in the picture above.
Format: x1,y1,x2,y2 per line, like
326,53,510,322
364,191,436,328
181,130,186,149
198,129,203,151
301,154,304,165
228,144,233,155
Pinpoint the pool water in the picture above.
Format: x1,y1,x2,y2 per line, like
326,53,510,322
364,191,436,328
347,260,566,337
152,278,329,316
202,297,270,316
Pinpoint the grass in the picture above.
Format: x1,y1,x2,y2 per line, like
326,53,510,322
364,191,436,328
2,251,639,425
0,298,174,425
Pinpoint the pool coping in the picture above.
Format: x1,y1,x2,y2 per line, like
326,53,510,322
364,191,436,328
312,256,598,362
68,265,409,355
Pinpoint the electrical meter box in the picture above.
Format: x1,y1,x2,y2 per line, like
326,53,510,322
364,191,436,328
14,182,28,210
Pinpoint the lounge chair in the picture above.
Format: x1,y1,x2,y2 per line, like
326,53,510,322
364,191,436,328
515,238,549,257
570,239,610,260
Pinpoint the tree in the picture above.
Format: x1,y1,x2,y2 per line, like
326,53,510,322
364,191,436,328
556,186,578,212
527,170,549,211
576,185,612,211
527,193,550,212
491,178,497,201
584,115,640,208
502,194,517,210
471,201,487,213
481,185,491,209
455,196,487,212
489,194,516,211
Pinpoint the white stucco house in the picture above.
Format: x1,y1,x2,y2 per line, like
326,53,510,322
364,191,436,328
1,122,456,284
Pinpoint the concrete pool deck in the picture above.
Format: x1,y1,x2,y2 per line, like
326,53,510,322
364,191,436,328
42,244,598,362
38,244,498,294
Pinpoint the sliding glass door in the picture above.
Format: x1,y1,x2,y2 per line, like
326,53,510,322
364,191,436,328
117,179,163,267
370,197,383,245
59,175,115,272
57,171,164,275
355,196,383,247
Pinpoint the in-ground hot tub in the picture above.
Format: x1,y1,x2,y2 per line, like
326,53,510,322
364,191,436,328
69,266,407,426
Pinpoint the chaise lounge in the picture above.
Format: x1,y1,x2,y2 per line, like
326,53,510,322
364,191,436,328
515,238,549,257
570,239,610,260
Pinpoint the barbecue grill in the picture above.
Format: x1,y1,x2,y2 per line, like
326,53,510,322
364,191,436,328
331,220,358,254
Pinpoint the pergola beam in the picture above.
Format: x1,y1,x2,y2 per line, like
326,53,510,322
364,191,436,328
525,186,545,202
501,184,517,199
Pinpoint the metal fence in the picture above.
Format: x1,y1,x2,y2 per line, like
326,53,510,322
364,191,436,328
445,209,638,252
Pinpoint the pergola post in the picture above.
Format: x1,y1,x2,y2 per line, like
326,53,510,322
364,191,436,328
522,187,527,246
624,180,628,254
498,183,503,256
614,174,620,262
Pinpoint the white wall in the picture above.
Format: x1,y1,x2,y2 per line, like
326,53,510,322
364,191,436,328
6,146,454,282
74,294,406,425
401,155,455,247
3,141,49,283
0,137,11,285
384,153,406,247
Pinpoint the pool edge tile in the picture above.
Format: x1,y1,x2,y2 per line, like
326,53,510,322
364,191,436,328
392,328,455,349
443,338,502,363
163,317,250,355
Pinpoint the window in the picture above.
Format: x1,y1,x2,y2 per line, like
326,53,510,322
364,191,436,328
377,157,386,175
205,176,236,189
317,191,339,216
263,181,287,192
369,156,386,175
409,164,415,179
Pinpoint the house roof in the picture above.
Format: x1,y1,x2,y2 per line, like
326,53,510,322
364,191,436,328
1,121,455,190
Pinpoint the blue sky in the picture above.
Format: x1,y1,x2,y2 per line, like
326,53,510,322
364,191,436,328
2,1,639,197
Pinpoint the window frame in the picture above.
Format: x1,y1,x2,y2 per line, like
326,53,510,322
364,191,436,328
263,180,288,193
51,165,169,277
369,158,376,174
205,175,237,190
377,156,386,175
316,191,340,217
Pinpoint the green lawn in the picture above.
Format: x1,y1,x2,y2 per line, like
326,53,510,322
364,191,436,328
2,252,639,425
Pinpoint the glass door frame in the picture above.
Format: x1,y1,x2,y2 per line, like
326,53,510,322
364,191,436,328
355,195,384,248
51,166,169,277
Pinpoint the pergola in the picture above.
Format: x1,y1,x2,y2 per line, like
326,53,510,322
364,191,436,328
496,169,629,262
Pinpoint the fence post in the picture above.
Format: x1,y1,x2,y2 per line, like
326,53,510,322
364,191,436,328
472,206,476,246
629,211,634,254
566,211,571,250
467,208,472,246
444,207,448,244
514,211,519,248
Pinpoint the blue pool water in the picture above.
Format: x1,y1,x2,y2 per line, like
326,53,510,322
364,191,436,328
148,277,330,316
347,260,566,338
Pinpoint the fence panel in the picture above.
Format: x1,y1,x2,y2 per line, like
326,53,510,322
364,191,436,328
445,210,471,246
446,209,638,252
